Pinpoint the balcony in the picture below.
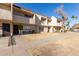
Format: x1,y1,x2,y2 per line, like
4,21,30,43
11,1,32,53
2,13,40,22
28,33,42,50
41,22,47,26
41,19,47,26
13,14,35,24
57,22,62,26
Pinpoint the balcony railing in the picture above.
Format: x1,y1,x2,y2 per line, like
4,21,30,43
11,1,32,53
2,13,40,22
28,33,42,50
13,14,35,24
13,14,29,24
57,23,62,26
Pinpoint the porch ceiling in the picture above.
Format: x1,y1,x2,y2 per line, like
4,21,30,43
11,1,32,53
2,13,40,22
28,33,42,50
13,6,34,17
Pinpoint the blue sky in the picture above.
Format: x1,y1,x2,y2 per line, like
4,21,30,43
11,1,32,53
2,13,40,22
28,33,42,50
15,3,79,27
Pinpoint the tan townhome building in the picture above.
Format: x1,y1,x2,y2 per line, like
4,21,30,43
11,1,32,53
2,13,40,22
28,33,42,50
0,3,63,36
0,3,12,36
34,14,52,33
50,16,63,32
13,4,53,35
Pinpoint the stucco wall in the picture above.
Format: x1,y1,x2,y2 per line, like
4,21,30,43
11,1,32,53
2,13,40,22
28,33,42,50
35,14,41,25
41,19,47,26
43,27,48,32
0,4,12,20
0,22,2,36
49,16,62,27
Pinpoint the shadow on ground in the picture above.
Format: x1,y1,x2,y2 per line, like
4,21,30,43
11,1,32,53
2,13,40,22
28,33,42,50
28,43,79,56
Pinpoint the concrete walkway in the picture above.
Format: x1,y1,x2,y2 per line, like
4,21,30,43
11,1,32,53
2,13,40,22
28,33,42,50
0,32,79,56
0,33,61,56
28,32,79,56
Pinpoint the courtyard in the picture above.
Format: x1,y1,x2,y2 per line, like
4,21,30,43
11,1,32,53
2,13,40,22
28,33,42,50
0,32,79,56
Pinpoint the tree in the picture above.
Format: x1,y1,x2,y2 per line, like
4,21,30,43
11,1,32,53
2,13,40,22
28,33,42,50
66,20,70,30
18,24,23,35
55,4,68,32
71,16,78,19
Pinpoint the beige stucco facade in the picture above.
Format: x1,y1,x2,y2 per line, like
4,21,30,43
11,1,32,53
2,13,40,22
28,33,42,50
0,3,62,36
13,4,53,34
0,3,12,36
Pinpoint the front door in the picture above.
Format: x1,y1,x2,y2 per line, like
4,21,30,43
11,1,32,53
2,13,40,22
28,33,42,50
13,25,19,35
48,27,50,32
2,23,10,36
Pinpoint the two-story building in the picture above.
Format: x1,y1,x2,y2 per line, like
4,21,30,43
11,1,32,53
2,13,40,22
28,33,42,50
0,3,12,36
49,16,63,32
0,3,63,36
34,14,52,33
13,4,53,34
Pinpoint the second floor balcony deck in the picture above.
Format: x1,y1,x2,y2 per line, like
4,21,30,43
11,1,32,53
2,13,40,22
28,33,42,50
13,14,35,25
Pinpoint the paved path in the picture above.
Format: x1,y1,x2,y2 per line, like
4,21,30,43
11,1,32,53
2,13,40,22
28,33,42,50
0,32,79,56
29,32,79,56
0,33,61,56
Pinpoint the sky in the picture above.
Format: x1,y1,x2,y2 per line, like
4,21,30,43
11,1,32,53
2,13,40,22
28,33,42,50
15,3,79,27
